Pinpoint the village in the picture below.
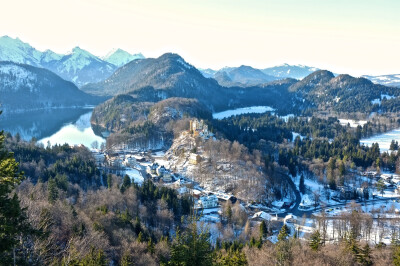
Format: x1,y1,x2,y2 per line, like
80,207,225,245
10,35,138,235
91,118,400,245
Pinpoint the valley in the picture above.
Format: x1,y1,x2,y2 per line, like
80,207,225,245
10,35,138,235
2,35,400,265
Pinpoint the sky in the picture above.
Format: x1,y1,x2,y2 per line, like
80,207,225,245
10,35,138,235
0,0,399,76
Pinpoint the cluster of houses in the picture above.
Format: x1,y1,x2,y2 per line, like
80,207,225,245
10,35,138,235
194,191,237,209
146,163,174,182
379,173,400,190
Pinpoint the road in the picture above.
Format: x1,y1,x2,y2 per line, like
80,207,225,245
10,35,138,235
276,171,400,219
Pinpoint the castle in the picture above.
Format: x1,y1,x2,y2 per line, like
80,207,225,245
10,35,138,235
189,118,213,139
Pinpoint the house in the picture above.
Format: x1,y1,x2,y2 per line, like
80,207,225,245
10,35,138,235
109,157,122,168
156,165,167,177
123,156,136,167
146,163,159,175
161,170,173,182
189,153,202,165
339,187,355,200
381,174,393,181
252,211,272,221
284,214,297,224
198,194,219,209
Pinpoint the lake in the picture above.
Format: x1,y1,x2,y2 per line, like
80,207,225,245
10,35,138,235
0,108,105,148
361,128,400,152
213,106,275,120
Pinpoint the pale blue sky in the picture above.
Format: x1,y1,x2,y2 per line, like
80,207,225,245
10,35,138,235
0,0,399,75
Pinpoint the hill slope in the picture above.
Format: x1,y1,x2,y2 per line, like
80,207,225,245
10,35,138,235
82,53,228,109
0,61,101,114
290,70,400,113
42,47,117,87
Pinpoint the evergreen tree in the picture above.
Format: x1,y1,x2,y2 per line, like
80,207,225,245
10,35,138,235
107,173,112,189
299,173,305,194
47,178,58,203
394,245,400,266
260,220,268,238
218,249,247,266
121,253,134,266
309,230,322,251
0,121,33,264
121,174,131,193
226,205,232,224
376,179,386,197
358,243,372,266
68,247,107,265
278,224,290,242
276,224,292,265
102,172,107,187
169,220,213,266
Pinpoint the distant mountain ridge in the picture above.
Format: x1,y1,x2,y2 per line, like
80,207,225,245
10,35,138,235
262,64,319,79
0,36,144,86
362,74,400,88
0,61,102,114
199,64,319,86
213,65,277,87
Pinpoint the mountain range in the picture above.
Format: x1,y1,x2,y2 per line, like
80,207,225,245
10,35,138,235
2,35,400,116
200,64,320,86
0,36,144,87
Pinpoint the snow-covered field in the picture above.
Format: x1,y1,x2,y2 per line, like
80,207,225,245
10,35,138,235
212,106,275,120
124,168,144,184
361,128,400,152
338,119,367,128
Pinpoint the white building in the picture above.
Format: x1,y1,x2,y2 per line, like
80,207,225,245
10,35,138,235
252,211,272,221
123,156,137,167
156,165,167,177
146,163,159,175
198,194,219,209
284,214,297,224
162,170,173,182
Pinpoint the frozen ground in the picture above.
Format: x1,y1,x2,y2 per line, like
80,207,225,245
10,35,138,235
124,168,144,184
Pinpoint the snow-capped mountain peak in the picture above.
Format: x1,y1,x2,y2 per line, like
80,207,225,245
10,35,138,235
0,35,42,66
103,48,145,67
40,49,62,63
